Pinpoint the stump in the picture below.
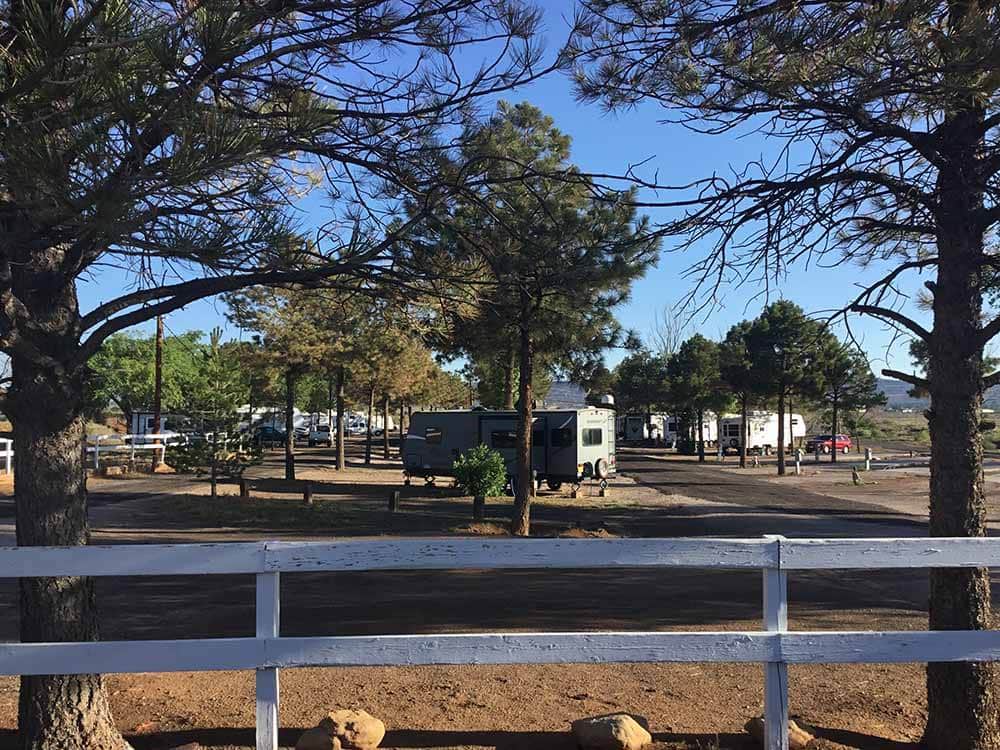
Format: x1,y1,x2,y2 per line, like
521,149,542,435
240,478,251,499
473,495,485,521
388,490,401,512
304,482,313,505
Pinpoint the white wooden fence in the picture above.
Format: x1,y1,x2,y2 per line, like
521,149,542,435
0,438,11,474
2,536,1000,750
86,433,179,469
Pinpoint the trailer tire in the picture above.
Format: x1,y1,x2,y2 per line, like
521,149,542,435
546,479,562,491
594,457,609,480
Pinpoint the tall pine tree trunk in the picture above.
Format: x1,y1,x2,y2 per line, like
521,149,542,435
365,384,374,465
511,309,534,536
831,393,839,464
739,394,748,469
336,366,346,471
399,402,405,448
284,368,296,480
922,104,999,749
10,308,129,748
327,374,335,448
382,394,390,459
503,348,515,410
776,390,786,476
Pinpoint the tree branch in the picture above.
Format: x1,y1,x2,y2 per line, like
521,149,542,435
851,305,931,342
882,369,928,389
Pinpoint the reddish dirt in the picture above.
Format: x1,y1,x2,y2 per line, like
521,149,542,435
0,440,963,749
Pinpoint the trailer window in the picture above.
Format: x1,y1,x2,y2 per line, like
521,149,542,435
582,428,603,446
551,428,573,447
490,430,517,449
425,427,443,444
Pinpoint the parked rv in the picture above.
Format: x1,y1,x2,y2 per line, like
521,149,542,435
719,411,807,454
622,413,718,448
403,407,617,490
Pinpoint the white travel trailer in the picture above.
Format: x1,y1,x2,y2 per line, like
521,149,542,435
623,414,667,442
719,411,807,454
404,407,617,489
621,413,719,447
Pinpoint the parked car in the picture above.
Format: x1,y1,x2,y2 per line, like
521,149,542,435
805,434,852,454
308,424,333,447
254,425,286,446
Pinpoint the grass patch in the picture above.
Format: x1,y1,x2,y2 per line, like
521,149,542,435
173,493,375,530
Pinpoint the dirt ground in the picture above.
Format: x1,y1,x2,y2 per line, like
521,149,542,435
0,439,971,749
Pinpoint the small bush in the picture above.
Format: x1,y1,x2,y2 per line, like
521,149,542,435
453,444,507,498
168,438,262,478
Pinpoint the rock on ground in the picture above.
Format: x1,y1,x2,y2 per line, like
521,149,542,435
296,727,343,750
744,716,815,749
571,713,652,750
318,708,386,750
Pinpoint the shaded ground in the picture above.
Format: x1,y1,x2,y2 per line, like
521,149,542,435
0,439,964,748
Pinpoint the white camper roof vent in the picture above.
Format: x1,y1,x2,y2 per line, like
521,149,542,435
599,394,615,406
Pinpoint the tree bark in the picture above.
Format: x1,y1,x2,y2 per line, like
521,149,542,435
11,357,131,750
327,374,335,448
697,408,705,463
151,315,164,469
382,393,390,459
511,310,534,536
831,393,839,464
284,367,296,481
336,366,346,471
503,348,515,410
922,106,1000,749
776,390,786,476
365,383,374,465
739,394,748,469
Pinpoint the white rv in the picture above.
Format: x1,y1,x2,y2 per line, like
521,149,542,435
404,407,616,489
623,414,667,442
719,411,807,454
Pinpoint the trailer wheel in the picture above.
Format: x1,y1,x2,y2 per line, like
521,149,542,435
594,457,610,480
546,479,562,491
404,478,411,486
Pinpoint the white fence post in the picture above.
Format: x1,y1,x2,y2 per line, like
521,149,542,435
256,567,280,750
93,436,101,470
763,535,789,750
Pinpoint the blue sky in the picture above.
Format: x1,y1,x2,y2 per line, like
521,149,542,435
77,0,928,375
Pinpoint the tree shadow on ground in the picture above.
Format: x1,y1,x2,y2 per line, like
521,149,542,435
805,724,919,749
0,725,918,749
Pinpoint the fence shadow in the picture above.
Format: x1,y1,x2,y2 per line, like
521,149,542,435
0,723,930,750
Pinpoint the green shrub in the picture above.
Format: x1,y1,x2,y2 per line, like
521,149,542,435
453,444,508,497
168,438,262,478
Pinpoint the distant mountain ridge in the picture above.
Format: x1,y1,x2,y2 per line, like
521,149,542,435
877,377,1000,409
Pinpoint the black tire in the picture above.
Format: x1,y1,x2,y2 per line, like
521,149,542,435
594,457,609,480
546,479,562,491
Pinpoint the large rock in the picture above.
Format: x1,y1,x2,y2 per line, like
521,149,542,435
296,727,342,750
571,713,652,750
318,709,386,750
744,717,814,749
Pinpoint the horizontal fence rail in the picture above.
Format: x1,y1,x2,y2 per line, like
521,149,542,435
2,536,1000,750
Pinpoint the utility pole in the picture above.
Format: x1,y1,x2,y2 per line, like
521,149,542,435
151,315,164,468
